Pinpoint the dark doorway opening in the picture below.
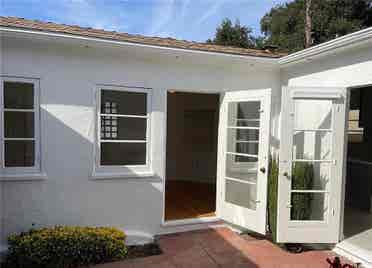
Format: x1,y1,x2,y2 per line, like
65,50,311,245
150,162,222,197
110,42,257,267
165,91,219,221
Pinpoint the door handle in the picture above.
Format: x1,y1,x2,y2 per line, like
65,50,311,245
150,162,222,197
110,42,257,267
260,167,266,173
283,172,290,178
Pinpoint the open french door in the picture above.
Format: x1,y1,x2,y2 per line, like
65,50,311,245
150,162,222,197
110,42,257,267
277,87,348,243
217,89,271,234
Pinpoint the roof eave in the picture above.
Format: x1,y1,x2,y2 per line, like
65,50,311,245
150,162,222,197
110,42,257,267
0,26,280,66
279,27,372,67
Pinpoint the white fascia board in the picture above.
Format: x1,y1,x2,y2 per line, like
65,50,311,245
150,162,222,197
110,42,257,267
0,26,279,66
279,27,372,66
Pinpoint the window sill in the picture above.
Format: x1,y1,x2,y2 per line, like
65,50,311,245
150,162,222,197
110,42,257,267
90,171,155,180
0,173,47,181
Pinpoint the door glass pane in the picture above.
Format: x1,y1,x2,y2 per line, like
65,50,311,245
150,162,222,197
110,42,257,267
4,82,34,109
228,102,260,127
226,179,257,210
5,140,35,167
293,131,332,160
101,116,146,140
101,142,146,165
294,99,332,130
290,193,326,221
291,162,330,190
4,112,34,138
225,101,261,210
101,90,146,116
226,154,257,183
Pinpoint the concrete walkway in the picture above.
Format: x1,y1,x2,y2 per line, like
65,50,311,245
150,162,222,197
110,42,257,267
95,227,351,268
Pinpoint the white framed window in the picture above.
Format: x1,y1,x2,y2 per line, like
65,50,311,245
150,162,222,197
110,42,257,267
93,85,152,178
0,77,41,178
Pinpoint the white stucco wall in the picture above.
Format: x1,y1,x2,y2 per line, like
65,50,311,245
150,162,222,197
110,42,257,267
0,35,281,245
281,42,372,88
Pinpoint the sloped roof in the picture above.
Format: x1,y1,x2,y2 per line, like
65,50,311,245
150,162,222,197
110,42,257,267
0,16,284,58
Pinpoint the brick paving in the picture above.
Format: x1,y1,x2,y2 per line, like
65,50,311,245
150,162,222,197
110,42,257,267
94,227,351,268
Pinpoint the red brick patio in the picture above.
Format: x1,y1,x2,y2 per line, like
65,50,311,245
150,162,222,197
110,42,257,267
94,227,351,268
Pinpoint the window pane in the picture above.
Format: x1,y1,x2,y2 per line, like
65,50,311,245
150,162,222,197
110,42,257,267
101,90,146,115
291,162,330,190
101,142,146,165
101,116,146,140
228,101,260,127
293,131,332,160
5,112,34,138
294,99,332,130
225,179,257,210
225,154,257,183
5,140,35,167
290,193,326,221
4,82,34,109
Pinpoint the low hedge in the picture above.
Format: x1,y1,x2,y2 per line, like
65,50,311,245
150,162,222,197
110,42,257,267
4,226,127,268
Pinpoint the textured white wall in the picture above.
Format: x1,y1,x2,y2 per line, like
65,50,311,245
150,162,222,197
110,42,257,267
281,42,372,88
0,35,281,245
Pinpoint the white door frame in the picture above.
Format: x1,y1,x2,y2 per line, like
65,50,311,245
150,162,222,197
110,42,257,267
277,86,348,243
216,88,271,235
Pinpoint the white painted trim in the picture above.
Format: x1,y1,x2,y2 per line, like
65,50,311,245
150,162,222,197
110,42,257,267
162,216,221,227
90,171,155,180
291,90,343,99
92,84,153,178
159,220,226,236
0,77,42,177
334,243,371,268
0,172,47,181
0,27,279,64
279,26,372,66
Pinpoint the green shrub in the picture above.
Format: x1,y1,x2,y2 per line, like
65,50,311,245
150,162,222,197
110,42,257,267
291,162,314,220
5,226,127,268
268,156,279,242
267,157,314,241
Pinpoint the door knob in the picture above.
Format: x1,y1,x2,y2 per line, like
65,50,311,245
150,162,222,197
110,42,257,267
283,172,290,178
260,167,266,173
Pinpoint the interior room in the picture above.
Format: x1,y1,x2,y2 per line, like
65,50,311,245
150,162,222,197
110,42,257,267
342,86,372,253
165,91,219,221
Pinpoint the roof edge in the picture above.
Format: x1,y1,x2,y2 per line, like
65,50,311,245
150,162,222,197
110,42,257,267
0,26,280,64
279,26,372,66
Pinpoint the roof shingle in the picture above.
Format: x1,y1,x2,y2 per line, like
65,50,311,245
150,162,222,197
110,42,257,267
0,16,284,58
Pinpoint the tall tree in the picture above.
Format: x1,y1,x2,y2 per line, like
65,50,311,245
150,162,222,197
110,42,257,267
305,0,312,48
261,0,372,52
207,18,259,49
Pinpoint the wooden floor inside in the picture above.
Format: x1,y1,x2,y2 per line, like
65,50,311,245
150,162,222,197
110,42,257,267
165,180,216,221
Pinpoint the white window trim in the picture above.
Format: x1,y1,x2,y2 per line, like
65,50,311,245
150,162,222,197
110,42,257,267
0,76,45,180
92,84,153,179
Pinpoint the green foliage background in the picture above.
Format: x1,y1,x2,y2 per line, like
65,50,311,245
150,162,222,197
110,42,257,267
208,0,372,52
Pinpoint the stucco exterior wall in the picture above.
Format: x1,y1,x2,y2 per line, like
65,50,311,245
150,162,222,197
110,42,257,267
281,42,372,88
0,35,281,245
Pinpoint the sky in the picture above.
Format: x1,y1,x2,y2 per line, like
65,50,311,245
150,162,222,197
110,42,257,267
1,0,289,42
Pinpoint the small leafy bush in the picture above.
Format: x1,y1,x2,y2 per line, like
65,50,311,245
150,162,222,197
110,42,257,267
4,226,127,268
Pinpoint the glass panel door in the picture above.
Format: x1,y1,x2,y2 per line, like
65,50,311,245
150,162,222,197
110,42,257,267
217,89,271,235
277,87,347,244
